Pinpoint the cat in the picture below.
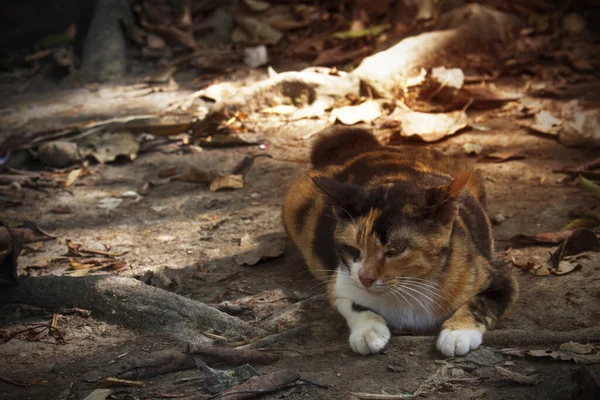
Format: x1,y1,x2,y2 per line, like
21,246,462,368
282,126,518,357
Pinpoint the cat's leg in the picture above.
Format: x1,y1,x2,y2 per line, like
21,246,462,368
436,267,518,357
334,297,391,355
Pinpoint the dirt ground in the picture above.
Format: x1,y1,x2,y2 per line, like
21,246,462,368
1,61,600,400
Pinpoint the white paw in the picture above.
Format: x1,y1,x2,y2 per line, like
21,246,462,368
349,312,391,355
436,328,483,357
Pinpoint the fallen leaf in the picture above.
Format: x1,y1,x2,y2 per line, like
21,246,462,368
561,217,599,231
463,143,483,155
331,24,390,39
528,110,562,136
260,105,297,115
243,0,270,12
553,259,582,275
146,34,166,50
0,221,55,248
158,167,178,178
456,86,522,109
486,150,525,163
209,175,244,191
98,198,123,210
399,110,468,142
215,369,299,399
195,359,260,394
560,342,593,355
233,236,285,266
78,132,140,163
527,349,600,365
331,100,381,125
550,228,599,269
63,168,82,188
494,366,540,385
82,388,114,400
507,230,574,246
313,46,373,67
579,175,600,198
52,205,71,214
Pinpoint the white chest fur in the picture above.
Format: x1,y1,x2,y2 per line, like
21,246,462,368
334,270,442,332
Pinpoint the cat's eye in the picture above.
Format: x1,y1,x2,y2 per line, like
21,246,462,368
340,244,360,260
385,247,406,258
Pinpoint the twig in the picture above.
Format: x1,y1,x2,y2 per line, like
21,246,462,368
236,325,311,350
349,393,413,399
553,169,600,180
100,377,145,387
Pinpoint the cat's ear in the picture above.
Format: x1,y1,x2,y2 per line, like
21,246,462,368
426,172,472,224
311,175,363,214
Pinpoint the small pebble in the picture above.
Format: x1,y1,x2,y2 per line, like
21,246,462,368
491,213,506,225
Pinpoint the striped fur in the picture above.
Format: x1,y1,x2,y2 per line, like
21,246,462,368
283,126,518,357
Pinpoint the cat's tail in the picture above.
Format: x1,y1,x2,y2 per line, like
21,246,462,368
310,126,381,169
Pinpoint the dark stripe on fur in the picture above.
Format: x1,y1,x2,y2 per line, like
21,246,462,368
468,265,517,328
458,194,493,259
312,203,339,275
294,198,314,234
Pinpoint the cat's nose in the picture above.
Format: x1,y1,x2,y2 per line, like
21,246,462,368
359,272,375,287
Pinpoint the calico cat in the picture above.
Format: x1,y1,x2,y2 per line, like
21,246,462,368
282,127,518,357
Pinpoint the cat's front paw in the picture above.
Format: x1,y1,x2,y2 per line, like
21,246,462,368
349,312,390,355
436,328,483,357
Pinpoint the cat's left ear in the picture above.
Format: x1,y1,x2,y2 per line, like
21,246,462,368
426,172,472,224
311,175,363,214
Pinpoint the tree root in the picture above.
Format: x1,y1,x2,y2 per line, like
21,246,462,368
392,326,600,348
0,276,266,342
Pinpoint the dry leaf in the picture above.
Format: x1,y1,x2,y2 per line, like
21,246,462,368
494,366,540,385
233,236,285,266
209,175,244,191
64,168,82,187
486,150,525,162
508,230,575,246
331,100,381,125
400,110,468,142
463,143,483,155
560,342,593,355
529,110,562,136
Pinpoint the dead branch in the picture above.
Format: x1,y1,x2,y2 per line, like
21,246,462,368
236,324,311,350
213,369,300,400
392,327,600,348
118,351,195,380
0,276,266,343
187,344,280,365
349,393,413,400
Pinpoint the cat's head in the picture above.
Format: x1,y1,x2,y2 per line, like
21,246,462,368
312,173,471,292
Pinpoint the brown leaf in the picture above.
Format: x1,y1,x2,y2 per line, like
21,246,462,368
233,237,285,266
494,366,541,385
550,228,599,268
52,205,71,214
508,230,575,246
159,167,179,178
63,168,82,187
210,175,244,192
331,100,382,125
215,369,299,400
187,344,279,365
399,110,468,142
486,150,525,163
0,221,55,249
313,46,373,66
